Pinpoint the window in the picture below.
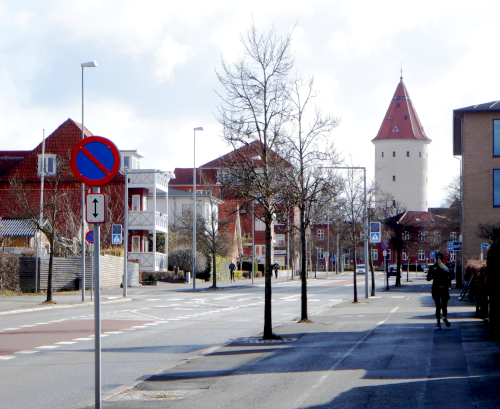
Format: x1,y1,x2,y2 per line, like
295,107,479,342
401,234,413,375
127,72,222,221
419,152,422,158
393,175,396,182
402,96,405,100
404,115,408,120
132,236,140,252
275,234,285,247
387,117,391,120
494,170,500,206
255,218,265,231
123,156,130,170
393,151,396,157
403,231,409,241
37,154,58,176
143,196,148,212
398,96,401,100
371,249,378,260
397,103,400,107
317,229,324,240
450,232,457,240
132,195,140,211
418,250,425,261
382,152,384,158
434,231,441,243
317,248,324,259
418,231,425,242
494,120,500,156
406,151,410,157
255,245,265,257
392,199,396,206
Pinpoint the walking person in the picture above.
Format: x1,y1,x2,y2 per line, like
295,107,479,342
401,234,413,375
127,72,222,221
229,261,236,283
273,262,279,279
427,252,455,329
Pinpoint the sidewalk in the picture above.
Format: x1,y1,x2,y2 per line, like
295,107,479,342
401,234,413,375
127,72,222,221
83,277,499,409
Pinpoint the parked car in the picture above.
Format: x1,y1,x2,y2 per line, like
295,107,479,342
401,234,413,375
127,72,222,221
356,264,366,274
388,264,402,276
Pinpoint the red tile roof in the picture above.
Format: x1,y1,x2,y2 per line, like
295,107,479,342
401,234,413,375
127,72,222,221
372,79,431,142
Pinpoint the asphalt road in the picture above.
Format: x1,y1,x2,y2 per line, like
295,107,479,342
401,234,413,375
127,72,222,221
0,273,380,409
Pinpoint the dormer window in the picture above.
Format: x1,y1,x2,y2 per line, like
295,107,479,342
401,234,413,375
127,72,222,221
37,154,58,176
124,156,130,170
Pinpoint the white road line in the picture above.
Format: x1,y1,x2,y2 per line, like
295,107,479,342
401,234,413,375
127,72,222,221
0,355,16,360
55,341,77,345
145,299,160,302
36,345,59,349
104,331,123,335
15,350,40,354
73,337,93,341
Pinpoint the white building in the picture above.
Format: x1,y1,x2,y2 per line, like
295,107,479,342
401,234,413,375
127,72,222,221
120,150,175,272
373,76,431,211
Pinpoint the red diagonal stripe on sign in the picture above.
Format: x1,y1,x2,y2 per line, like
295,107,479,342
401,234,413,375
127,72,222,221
80,145,111,176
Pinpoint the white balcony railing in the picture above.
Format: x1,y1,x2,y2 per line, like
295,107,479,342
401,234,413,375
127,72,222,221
128,171,170,191
128,252,168,272
129,211,168,231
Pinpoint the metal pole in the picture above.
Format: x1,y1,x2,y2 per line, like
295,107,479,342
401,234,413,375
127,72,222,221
36,129,46,293
193,129,196,291
93,186,101,409
327,210,329,277
81,66,86,301
252,201,255,285
364,168,369,299
90,244,93,301
123,170,128,297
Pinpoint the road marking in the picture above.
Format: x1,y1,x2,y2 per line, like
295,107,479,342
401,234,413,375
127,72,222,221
145,299,160,302
36,345,59,349
15,350,40,354
105,331,123,335
0,355,16,360
56,341,77,345
73,337,93,341
392,296,405,299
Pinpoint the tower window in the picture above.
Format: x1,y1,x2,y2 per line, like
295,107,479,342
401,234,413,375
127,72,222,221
382,152,384,158
419,152,422,158
393,175,396,181
407,151,410,157
393,151,396,157
404,115,408,120
388,116,391,120
397,103,400,107
402,96,405,100
398,96,401,100
392,200,396,206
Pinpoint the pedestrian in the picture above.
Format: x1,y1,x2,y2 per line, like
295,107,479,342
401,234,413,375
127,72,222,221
229,261,236,283
427,252,455,329
273,262,279,279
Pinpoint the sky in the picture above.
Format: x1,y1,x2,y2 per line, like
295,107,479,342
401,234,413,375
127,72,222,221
1,0,499,207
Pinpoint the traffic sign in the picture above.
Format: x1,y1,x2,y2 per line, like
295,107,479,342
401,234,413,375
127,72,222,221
481,243,489,249
381,241,389,250
447,241,461,251
112,224,122,244
430,251,435,259
86,193,108,223
85,231,94,244
71,136,121,186
370,222,381,243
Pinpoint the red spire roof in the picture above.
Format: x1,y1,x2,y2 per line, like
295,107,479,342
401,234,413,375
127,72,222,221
372,79,430,142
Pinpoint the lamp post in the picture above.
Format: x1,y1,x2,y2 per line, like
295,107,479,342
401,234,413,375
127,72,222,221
193,127,203,291
320,166,369,299
80,61,98,302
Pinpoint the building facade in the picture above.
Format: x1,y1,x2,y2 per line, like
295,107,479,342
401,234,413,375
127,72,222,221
453,101,500,260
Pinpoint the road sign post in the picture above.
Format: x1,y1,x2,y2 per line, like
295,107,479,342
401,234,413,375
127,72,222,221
370,222,381,243
112,224,122,244
70,136,120,409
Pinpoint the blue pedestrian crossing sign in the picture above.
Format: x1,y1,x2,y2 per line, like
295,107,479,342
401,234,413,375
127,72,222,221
112,224,122,245
370,222,381,243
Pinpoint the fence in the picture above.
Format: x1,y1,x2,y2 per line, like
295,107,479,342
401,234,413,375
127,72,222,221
19,255,126,292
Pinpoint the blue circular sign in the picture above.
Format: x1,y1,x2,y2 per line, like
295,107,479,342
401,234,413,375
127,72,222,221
85,231,94,244
381,241,389,249
71,136,121,186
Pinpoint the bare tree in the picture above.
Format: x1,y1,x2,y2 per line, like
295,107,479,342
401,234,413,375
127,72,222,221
216,23,294,339
281,76,341,321
9,158,80,302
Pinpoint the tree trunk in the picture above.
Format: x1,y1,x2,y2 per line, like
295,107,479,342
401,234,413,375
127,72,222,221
369,243,376,296
212,252,217,288
353,248,358,303
263,214,273,339
300,208,308,321
46,235,54,302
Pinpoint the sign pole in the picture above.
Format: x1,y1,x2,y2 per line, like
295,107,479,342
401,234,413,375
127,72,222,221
93,185,101,409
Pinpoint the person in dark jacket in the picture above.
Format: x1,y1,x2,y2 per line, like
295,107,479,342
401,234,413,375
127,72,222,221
427,252,455,329
229,261,236,283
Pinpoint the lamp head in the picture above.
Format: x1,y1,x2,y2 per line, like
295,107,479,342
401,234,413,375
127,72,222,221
194,127,204,131
81,61,98,68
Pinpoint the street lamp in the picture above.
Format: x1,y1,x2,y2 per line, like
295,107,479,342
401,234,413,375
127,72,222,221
319,166,369,299
80,61,98,302
193,126,203,291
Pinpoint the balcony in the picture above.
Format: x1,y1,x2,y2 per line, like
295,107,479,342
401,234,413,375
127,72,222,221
128,170,171,192
129,211,168,233
128,252,168,272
